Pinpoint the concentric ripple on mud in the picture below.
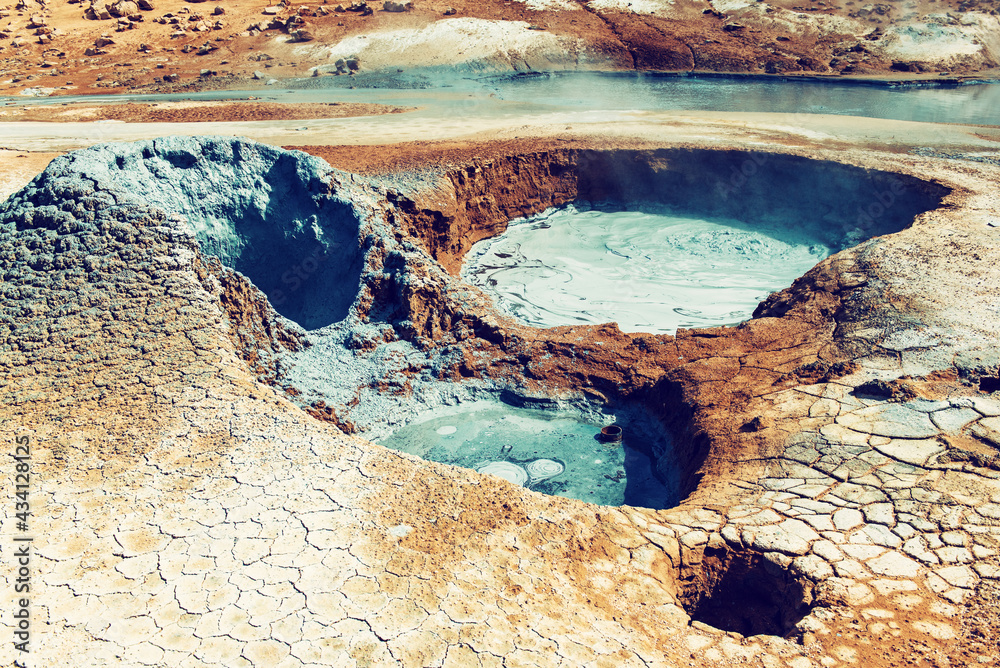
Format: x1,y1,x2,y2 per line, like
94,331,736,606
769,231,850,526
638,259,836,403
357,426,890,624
462,204,834,333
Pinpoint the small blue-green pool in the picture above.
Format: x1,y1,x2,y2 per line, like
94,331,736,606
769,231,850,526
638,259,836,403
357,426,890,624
376,400,678,508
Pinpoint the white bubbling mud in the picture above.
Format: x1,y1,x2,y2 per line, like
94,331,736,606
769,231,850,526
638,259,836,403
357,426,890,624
462,204,834,333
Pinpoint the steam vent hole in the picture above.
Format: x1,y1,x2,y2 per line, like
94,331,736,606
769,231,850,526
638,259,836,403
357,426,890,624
684,548,812,637
376,400,680,508
461,150,947,333
97,139,364,330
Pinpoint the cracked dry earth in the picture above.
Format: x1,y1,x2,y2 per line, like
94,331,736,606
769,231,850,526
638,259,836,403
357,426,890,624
2,131,1000,668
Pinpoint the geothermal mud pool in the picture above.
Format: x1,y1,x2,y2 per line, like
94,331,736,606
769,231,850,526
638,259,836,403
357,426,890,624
377,399,678,507
462,204,835,332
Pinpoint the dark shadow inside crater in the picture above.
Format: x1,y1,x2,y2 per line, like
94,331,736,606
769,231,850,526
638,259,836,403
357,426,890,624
110,139,365,330
980,377,1000,393
573,149,949,250
682,547,813,638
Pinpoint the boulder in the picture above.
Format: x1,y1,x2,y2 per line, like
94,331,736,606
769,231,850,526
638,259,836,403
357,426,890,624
290,27,314,41
262,6,280,14
94,35,115,46
213,5,224,14
383,0,411,11
137,0,154,8
86,3,113,20
108,0,139,17
28,15,47,27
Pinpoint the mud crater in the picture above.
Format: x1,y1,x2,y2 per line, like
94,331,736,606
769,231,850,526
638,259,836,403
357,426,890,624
0,137,962,645
682,546,814,638
89,138,366,330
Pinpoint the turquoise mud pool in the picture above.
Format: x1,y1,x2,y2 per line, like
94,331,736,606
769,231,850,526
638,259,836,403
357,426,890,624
461,203,835,333
376,400,679,508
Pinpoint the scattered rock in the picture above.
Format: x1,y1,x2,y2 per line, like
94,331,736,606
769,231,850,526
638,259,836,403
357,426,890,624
137,0,154,8
213,5,224,14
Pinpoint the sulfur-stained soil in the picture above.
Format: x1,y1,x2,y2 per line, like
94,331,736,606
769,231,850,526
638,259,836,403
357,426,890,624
0,100,413,122
1,0,999,99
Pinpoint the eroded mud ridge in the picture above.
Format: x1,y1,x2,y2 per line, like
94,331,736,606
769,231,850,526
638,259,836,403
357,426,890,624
3,136,1000,667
